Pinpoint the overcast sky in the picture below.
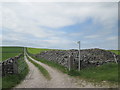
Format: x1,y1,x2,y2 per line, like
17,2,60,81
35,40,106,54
0,1,118,50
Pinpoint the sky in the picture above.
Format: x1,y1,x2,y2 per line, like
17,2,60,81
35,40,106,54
0,1,119,50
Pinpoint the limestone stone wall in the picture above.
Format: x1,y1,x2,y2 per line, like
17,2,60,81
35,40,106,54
0,54,23,77
35,49,120,69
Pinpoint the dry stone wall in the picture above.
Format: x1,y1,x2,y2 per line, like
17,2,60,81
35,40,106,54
35,49,120,69
0,54,23,77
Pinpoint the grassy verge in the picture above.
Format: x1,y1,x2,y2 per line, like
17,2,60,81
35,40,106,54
68,63,118,83
28,53,118,83
26,55,51,80
2,55,29,89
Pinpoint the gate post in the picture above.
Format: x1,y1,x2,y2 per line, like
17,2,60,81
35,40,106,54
68,53,74,71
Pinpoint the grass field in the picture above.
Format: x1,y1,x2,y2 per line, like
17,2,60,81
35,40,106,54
1,47,23,61
2,53,21,61
109,50,120,55
28,47,120,55
27,47,52,54
27,48,118,83
2,47,23,53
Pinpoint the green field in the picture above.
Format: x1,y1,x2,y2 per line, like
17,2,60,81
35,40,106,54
109,50,120,55
27,47,66,54
28,47,120,55
2,47,23,53
27,47,52,54
1,47,23,61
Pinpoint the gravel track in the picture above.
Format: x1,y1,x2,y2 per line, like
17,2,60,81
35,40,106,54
15,56,48,88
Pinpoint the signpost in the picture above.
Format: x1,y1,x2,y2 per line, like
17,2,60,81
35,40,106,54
113,54,118,64
77,41,81,71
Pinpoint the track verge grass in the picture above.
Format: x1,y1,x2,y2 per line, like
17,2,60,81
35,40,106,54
26,55,51,80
